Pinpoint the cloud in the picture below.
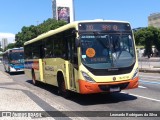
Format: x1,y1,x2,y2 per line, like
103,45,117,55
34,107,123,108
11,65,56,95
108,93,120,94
0,33,15,43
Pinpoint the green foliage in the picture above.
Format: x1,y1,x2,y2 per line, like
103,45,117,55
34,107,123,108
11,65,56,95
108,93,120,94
15,18,67,47
134,27,147,46
15,25,38,47
134,26,160,56
4,43,16,51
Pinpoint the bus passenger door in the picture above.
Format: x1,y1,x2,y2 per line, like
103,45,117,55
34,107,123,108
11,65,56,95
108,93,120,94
68,38,78,91
69,61,78,91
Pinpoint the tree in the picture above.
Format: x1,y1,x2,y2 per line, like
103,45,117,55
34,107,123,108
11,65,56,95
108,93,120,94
4,43,16,51
134,26,160,57
150,27,160,52
15,25,38,47
134,28,147,46
15,18,67,47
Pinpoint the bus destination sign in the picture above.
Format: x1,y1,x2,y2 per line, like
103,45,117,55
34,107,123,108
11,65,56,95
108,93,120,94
78,22,131,32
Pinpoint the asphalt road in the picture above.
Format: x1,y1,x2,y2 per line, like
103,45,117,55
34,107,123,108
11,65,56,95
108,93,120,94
0,64,160,120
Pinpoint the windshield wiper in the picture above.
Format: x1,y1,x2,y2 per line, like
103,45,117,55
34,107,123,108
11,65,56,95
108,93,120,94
93,32,115,67
102,34,122,67
106,35,114,67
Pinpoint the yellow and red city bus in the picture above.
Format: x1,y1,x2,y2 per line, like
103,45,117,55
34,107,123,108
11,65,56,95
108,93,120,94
24,20,139,97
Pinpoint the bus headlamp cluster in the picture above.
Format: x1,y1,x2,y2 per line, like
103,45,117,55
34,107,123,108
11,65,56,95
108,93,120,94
10,66,16,71
132,68,139,80
81,71,95,82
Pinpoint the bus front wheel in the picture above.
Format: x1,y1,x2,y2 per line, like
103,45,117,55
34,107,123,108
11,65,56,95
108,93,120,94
32,70,37,85
57,73,70,98
8,66,10,73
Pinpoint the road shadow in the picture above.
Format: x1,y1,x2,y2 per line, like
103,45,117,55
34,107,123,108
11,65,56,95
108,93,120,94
26,80,59,95
67,92,137,105
26,80,137,105
9,71,24,76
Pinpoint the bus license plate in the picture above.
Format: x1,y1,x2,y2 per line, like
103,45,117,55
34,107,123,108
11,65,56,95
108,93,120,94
110,87,120,92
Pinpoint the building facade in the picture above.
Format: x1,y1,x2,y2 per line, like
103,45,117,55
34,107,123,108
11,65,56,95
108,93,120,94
52,0,74,23
148,13,160,28
1,38,8,50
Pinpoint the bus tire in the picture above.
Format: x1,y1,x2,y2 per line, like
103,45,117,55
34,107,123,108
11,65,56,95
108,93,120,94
57,72,70,98
32,70,37,85
8,67,10,73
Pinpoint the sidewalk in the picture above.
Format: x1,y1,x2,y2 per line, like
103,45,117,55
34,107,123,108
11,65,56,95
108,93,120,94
0,71,53,119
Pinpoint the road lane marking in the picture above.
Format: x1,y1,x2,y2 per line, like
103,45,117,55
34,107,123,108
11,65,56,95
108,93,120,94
139,76,160,81
122,92,160,102
138,86,147,89
139,80,160,85
140,77,160,81
139,75,160,79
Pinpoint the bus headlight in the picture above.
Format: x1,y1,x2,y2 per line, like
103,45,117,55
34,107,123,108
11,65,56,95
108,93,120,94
10,67,16,71
132,68,139,80
81,71,95,83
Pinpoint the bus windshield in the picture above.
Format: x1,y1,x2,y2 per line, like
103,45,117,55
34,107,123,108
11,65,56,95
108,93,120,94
80,33,135,69
9,52,24,64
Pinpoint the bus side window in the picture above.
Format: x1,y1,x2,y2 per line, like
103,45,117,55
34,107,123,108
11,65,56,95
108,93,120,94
74,43,78,66
40,45,45,58
67,35,78,66
44,37,54,58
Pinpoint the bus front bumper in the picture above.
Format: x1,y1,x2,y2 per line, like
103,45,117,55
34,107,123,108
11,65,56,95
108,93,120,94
78,77,139,94
9,66,24,72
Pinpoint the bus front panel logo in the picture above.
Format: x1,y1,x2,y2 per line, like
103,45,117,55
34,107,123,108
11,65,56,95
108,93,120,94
113,77,116,81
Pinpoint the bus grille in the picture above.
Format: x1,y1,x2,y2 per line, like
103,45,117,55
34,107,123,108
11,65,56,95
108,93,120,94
98,82,129,92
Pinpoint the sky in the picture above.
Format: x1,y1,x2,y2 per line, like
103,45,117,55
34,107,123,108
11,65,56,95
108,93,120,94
0,0,160,43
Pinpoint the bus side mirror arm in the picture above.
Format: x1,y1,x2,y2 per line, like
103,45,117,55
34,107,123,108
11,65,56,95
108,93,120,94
72,30,80,47
75,37,80,47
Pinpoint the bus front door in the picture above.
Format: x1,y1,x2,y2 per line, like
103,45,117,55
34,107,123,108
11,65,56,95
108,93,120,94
68,39,78,91
69,63,77,91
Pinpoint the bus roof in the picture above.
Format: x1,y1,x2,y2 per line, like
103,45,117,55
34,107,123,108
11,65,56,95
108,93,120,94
3,47,24,54
24,19,130,46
